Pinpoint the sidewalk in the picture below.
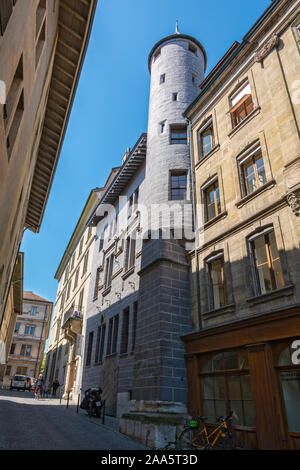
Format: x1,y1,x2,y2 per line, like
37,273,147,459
0,390,149,450
51,396,120,432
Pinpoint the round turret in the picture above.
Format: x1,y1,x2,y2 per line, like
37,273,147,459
145,30,206,229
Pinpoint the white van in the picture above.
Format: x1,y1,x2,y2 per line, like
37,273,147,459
10,375,26,391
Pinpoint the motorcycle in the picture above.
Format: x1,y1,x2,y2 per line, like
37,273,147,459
80,387,103,418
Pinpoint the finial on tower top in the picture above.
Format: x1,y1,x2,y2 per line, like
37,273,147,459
175,20,179,34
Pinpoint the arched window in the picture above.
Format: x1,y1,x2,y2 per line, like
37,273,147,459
200,351,255,427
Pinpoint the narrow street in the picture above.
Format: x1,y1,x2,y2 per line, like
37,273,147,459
0,390,148,450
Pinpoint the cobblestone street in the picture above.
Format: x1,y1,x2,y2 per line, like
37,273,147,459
0,390,148,450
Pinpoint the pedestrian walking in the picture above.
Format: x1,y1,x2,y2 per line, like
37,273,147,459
52,377,60,397
34,374,44,400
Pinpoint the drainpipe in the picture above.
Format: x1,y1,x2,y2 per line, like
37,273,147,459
34,304,47,377
187,118,202,331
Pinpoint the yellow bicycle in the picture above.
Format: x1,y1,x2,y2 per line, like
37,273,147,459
178,411,246,450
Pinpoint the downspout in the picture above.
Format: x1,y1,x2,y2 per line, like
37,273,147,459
187,118,202,331
34,304,47,377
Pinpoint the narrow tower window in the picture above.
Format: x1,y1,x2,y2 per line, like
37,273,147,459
160,74,165,84
172,93,178,101
170,171,187,200
160,121,165,133
170,125,187,144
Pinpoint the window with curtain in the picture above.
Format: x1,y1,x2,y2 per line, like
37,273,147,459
237,143,266,197
206,255,226,311
248,229,285,295
229,79,254,128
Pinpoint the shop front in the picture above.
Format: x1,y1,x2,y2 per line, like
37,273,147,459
183,306,300,450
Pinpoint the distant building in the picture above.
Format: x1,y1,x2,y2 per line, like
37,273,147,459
4,291,52,385
0,252,23,386
183,0,300,450
0,0,98,361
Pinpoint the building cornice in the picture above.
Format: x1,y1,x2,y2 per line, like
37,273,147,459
183,0,295,120
25,0,98,233
148,33,207,74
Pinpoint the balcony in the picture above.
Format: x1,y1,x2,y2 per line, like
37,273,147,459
61,305,83,340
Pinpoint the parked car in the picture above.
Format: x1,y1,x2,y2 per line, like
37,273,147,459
10,375,27,391
25,377,35,391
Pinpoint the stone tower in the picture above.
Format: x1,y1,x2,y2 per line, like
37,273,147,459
145,29,206,227
131,30,206,406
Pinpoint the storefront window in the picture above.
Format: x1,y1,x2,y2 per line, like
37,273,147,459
280,371,300,432
277,343,300,432
200,351,255,427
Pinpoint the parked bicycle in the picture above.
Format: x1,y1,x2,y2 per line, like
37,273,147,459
178,411,246,450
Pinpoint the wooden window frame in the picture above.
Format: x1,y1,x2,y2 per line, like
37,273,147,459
198,120,214,160
229,80,254,128
169,170,187,200
170,125,187,145
206,254,227,311
248,229,285,296
203,179,221,223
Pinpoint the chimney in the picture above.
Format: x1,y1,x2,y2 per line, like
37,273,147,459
122,147,130,164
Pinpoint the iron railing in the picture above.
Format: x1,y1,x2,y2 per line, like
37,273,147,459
63,305,83,325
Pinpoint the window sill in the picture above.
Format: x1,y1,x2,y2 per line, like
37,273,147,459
119,352,129,358
122,266,135,280
236,179,276,208
112,267,123,280
195,144,220,169
246,284,294,307
227,106,261,138
203,210,228,230
203,303,236,319
102,286,111,297
105,353,117,359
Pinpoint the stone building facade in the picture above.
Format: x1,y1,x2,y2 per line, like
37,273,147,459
80,30,207,448
0,252,23,386
0,0,97,360
44,189,102,398
183,0,300,450
4,291,52,385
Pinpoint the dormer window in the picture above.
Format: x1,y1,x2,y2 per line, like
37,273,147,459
229,79,254,128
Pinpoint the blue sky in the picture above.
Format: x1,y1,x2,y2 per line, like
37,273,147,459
21,0,271,311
